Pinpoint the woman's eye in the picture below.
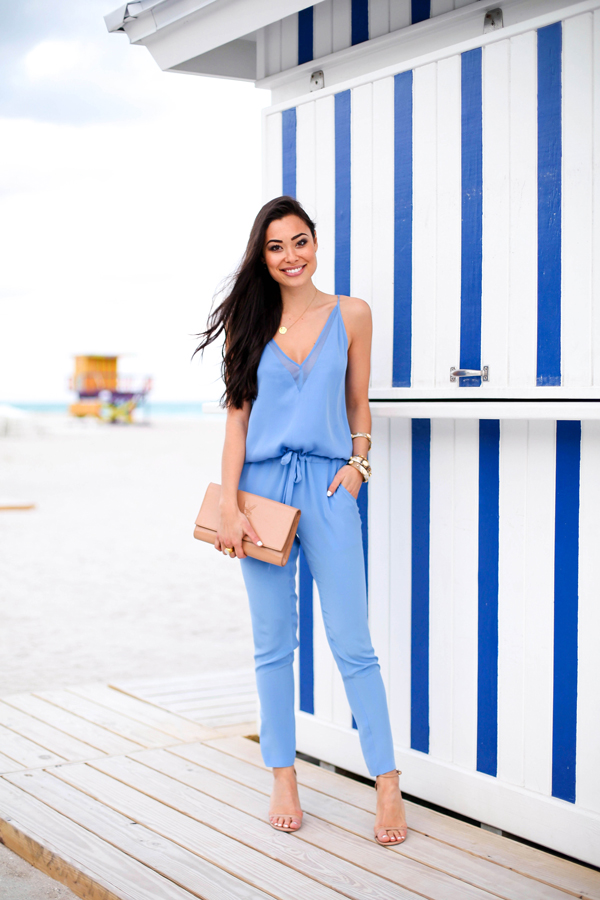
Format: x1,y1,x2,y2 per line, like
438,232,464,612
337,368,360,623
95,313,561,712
296,239,307,247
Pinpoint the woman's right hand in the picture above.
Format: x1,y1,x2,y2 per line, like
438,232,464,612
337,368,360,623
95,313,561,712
215,503,262,559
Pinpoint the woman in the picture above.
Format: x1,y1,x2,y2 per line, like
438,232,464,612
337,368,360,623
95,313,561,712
195,196,407,845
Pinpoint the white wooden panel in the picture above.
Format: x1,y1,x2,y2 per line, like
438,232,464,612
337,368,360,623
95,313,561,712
368,417,391,688
390,0,411,32
577,420,600,813
369,0,390,40
481,40,510,388
431,0,455,15
562,13,594,388
370,76,395,389
265,20,282,77
280,13,298,72
350,83,373,303
264,112,282,201
314,95,336,295
256,27,266,81
497,420,527,786
508,31,537,389
454,0,473,8
332,0,352,53
296,100,317,219
522,419,556,796
388,417,412,749
312,582,334,722
594,12,600,386
451,419,479,771
428,419,455,762
411,63,437,388
313,0,333,61
434,54,461,388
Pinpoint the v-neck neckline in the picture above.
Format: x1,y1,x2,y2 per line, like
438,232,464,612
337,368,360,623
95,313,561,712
270,296,339,368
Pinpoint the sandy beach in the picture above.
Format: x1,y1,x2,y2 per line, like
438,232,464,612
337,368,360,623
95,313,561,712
0,414,255,698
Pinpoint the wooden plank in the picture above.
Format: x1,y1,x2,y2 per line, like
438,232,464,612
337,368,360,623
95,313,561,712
508,30,537,390
481,39,510,388
0,778,195,900
331,0,351,54
264,20,281,78
314,93,336,294
67,684,216,742
313,0,333,61
388,417,412,748
296,98,317,219
110,668,255,694
0,722,65,769
35,690,186,749
131,749,513,900
83,755,431,900
369,0,390,41
435,53,461,390
431,0,455,15
0,750,26,774
562,13,594,388
0,702,100,762
390,0,411,31
3,693,142,756
522,420,556,796
264,112,282,202
350,81,373,305
496,421,528,786
370,75,395,389
428,419,455,761
209,736,600,898
576,420,600,814
451,419,479,770
594,11,600,387
52,761,374,900
6,769,273,900
280,12,298,72
369,417,391,688
153,745,580,900
412,62,437,389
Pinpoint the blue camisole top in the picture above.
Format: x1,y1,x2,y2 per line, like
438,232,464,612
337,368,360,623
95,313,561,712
245,295,353,462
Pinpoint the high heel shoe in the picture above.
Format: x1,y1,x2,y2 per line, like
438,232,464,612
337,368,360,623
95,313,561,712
268,767,303,833
374,769,407,846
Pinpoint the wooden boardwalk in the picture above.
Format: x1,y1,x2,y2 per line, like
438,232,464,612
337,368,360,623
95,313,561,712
0,672,598,900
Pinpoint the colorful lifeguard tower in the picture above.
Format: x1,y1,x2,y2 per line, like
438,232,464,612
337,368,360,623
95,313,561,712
69,355,152,423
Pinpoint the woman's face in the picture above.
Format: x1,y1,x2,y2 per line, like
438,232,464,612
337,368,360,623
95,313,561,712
263,215,318,288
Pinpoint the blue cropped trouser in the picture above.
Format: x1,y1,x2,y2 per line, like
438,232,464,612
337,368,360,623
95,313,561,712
238,452,396,777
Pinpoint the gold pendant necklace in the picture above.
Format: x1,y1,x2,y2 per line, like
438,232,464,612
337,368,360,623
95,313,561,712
279,288,318,334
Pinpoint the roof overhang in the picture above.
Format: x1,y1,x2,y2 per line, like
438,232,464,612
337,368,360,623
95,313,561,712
104,0,319,79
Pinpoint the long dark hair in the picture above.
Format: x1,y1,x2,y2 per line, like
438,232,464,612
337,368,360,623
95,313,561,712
194,196,317,409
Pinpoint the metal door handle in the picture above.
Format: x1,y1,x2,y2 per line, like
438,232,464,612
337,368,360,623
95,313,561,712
450,366,489,382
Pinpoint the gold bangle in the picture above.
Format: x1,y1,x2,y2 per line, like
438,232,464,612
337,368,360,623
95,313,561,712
348,458,370,482
351,432,372,450
349,455,371,475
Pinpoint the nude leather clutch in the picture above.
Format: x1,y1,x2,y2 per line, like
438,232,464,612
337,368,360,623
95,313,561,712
193,482,301,566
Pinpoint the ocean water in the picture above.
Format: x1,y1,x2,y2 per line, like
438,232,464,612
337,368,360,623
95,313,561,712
8,402,225,418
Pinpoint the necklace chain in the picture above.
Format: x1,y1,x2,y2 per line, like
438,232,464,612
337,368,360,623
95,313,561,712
278,288,319,335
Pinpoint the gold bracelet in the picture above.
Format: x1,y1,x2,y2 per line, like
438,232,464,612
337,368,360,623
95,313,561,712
348,458,371,482
351,432,372,451
349,454,371,474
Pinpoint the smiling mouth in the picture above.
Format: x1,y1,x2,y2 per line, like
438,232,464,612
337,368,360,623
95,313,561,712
281,265,306,276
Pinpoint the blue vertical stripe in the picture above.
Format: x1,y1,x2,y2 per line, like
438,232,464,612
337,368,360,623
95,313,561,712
282,107,297,198
552,420,580,803
299,545,314,715
411,0,431,24
477,420,500,777
393,70,413,387
537,23,562,387
351,0,369,45
298,7,314,66
351,482,369,730
460,48,483,388
335,90,352,297
411,419,430,753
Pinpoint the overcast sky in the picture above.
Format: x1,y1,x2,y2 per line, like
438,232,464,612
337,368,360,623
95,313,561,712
0,1,269,403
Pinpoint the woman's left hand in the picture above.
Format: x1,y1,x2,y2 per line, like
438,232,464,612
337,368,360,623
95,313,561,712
327,464,363,499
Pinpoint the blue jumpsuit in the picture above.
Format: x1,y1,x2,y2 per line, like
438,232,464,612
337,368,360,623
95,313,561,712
238,295,396,777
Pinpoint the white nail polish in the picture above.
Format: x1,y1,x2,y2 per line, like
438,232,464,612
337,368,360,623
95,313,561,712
327,490,332,497
257,540,263,546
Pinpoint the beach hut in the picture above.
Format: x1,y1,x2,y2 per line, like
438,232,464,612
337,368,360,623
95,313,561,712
106,0,600,865
69,354,152,421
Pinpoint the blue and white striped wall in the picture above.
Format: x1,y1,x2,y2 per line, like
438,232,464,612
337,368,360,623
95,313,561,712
295,415,600,864
265,2,600,865
264,6,600,398
258,0,476,79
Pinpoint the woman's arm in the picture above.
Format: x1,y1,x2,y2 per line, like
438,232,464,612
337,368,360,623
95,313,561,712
215,400,262,559
327,297,372,499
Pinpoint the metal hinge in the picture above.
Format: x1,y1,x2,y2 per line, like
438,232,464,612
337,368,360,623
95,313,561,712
483,8,503,33
310,70,324,92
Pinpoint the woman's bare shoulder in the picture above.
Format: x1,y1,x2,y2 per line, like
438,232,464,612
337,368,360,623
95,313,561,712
338,295,372,333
